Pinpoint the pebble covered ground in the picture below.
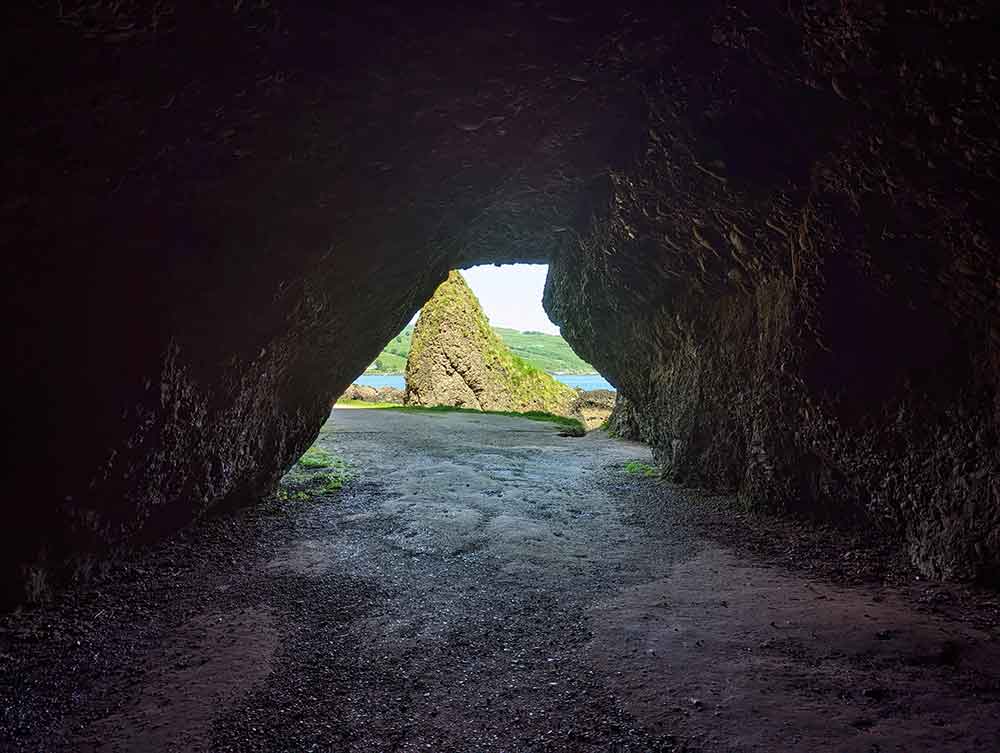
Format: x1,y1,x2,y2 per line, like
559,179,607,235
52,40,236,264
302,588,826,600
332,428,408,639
1,408,998,752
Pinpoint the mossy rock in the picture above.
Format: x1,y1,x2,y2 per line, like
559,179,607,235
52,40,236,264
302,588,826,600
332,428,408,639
405,271,577,416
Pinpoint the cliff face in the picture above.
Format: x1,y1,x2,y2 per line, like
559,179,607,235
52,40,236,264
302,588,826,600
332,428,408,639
543,3,1000,581
3,2,998,603
405,272,576,415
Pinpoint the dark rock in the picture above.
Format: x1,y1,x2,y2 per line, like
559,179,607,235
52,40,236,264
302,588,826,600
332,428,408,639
3,2,998,603
543,2,1000,582
605,395,643,442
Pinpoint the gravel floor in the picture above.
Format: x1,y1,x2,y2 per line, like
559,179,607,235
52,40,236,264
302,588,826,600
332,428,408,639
1,407,998,752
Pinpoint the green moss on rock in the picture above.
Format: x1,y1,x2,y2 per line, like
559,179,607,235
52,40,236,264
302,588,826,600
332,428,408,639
405,272,577,416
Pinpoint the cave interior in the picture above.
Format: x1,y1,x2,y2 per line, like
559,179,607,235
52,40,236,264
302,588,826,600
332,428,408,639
4,1,998,609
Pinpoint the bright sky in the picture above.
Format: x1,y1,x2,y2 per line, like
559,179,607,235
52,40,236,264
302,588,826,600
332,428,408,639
460,264,560,335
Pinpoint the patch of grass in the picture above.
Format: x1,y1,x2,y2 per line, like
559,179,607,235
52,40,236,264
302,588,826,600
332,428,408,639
385,404,585,433
298,445,338,468
276,489,312,503
279,445,353,501
624,459,658,477
337,398,584,433
335,398,403,408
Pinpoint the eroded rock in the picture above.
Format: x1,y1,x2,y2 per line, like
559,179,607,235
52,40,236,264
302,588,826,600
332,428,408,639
405,272,576,415
544,2,1000,580
3,2,998,602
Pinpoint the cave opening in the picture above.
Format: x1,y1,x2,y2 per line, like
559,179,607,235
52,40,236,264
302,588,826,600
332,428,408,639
355,263,615,395
3,2,999,749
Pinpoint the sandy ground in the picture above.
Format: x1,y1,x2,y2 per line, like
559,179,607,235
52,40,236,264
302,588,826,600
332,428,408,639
1,407,998,752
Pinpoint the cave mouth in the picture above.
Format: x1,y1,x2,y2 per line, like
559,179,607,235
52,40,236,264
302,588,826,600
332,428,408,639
4,3,1000,743
4,0,997,612
356,263,616,396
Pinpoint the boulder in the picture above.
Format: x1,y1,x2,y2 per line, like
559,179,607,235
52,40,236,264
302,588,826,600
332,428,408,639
374,387,405,404
341,384,379,403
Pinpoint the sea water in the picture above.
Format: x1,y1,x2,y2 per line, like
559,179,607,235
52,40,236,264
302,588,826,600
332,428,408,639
355,373,615,391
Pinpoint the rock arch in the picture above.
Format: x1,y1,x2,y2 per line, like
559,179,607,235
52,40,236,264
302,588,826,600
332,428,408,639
4,2,998,603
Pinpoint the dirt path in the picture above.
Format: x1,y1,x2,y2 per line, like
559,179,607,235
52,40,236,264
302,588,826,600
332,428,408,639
2,408,999,752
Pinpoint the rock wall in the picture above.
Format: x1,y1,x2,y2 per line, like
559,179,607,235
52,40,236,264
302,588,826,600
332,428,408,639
3,2,630,605
3,2,998,602
405,272,576,415
545,3,1000,580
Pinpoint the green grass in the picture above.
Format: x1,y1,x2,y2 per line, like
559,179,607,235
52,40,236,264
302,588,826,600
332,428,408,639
624,459,658,477
277,445,353,501
297,445,338,468
365,323,596,375
335,398,403,409
493,327,594,373
391,404,584,432
334,400,585,434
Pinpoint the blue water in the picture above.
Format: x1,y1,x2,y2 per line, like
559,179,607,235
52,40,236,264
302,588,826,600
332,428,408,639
354,374,409,389
551,374,615,391
356,373,615,391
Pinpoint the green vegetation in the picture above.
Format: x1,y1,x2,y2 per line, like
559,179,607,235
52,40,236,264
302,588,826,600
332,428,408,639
368,328,412,373
407,271,578,415
366,324,595,375
493,327,593,373
297,445,338,469
334,399,585,434
395,404,584,433
336,399,402,409
277,444,353,501
624,460,658,477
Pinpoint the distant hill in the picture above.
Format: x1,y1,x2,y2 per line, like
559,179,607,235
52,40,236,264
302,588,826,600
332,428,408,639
491,327,594,373
367,324,595,374
370,328,412,373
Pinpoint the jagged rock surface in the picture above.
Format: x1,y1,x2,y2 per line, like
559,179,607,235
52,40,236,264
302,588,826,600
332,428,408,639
405,273,576,415
605,395,642,442
544,3,1000,581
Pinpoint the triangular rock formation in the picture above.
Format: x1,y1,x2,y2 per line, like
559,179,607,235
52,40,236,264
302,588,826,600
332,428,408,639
405,272,576,415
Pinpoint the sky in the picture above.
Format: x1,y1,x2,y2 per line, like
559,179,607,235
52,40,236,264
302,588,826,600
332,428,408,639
459,264,560,335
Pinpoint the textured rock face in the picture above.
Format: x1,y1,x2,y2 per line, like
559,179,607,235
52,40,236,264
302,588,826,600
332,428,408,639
605,395,643,443
405,273,576,415
3,2,998,602
544,3,1000,580
374,387,406,405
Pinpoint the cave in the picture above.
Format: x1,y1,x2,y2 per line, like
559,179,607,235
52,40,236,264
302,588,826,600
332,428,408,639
3,1,999,749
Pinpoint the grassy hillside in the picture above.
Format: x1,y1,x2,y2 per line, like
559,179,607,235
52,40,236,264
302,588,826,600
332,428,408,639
368,328,411,373
492,328,594,373
367,325,595,374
